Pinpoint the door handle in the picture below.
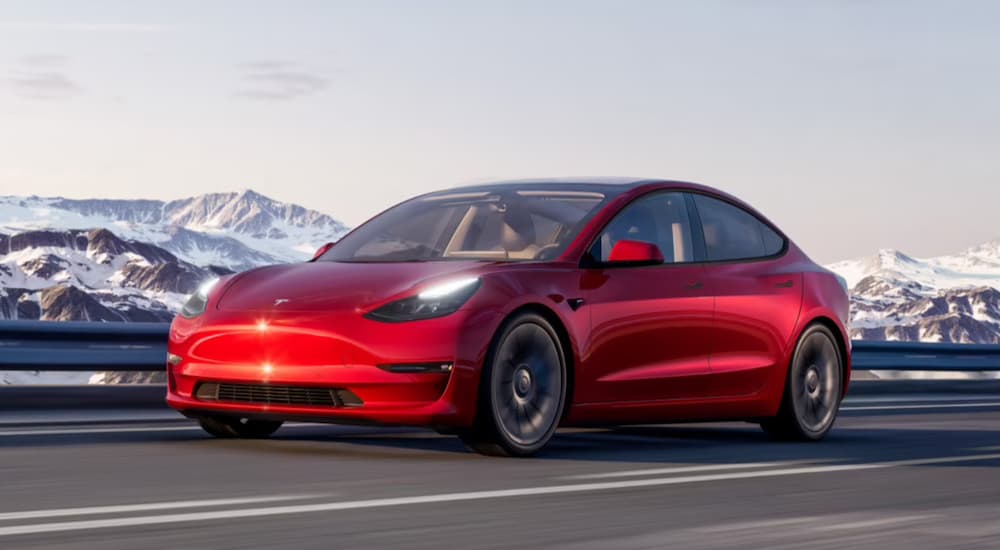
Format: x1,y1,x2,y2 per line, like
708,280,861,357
775,280,794,288
686,281,704,290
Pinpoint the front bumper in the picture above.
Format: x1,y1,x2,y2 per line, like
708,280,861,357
165,379,466,426
165,309,493,427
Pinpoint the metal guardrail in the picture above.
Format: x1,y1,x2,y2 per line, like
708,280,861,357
1,320,1000,373
851,341,1000,372
1,321,999,410
0,320,169,372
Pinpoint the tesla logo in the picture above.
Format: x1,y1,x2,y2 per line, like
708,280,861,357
273,298,291,306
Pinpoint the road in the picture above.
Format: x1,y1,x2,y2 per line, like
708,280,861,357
1,395,1000,549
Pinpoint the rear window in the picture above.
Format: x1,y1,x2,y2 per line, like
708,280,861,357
693,194,785,261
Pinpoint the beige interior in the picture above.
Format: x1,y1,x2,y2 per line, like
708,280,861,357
443,204,543,260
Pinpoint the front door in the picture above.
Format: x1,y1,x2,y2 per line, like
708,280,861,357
576,191,716,404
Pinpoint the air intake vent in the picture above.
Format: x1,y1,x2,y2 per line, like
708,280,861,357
334,388,363,407
194,383,362,408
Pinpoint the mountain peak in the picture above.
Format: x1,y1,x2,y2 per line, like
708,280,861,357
0,189,350,271
161,189,347,241
235,188,263,199
827,238,1000,344
865,248,915,264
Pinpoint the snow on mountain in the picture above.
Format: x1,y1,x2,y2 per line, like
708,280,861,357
0,190,349,322
0,189,349,271
0,228,212,321
827,243,1000,343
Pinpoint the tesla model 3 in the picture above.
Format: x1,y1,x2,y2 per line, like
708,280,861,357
166,178,851,456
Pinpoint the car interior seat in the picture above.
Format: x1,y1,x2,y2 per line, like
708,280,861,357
502,208,539,259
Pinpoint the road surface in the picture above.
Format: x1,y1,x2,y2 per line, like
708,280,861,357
1,395,999,549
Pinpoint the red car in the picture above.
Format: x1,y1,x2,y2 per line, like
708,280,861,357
166,178,851,456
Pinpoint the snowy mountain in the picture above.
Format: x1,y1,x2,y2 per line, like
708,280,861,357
0,190,349,322
827,243,1000,343
0,189,349,272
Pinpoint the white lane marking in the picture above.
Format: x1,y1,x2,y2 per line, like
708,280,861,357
693,516,822,533
1,452,999,537
564,460,817,480
0,425,199,437
842,402,1000,411
694,513,936,536
0,422,317,437
813,514,935,531
0,495,324,522
846,395,1000,404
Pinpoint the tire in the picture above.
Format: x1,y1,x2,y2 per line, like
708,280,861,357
460,312,567,457
762,324,844,441
197,415,283,439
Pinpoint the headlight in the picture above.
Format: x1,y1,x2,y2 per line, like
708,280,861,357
366,277,481,322
179,278,220,319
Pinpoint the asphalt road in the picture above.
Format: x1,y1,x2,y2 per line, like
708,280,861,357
2,396,1000,549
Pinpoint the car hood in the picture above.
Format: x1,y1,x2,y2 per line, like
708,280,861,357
216,261,487,313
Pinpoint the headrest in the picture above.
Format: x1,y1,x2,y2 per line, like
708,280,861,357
501,209,535,251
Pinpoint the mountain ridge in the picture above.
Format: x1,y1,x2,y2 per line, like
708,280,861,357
0,189,349,272
827,243,1000,343
0,189,348,324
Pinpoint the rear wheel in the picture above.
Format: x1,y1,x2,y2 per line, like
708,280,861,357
197,415,283,439
460,313,567,457
762,325,844,441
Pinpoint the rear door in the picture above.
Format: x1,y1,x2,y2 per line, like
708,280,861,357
690,193,802,397
577,191,715,404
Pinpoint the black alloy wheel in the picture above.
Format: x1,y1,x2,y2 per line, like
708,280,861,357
460,312,567,457
762,324,844,441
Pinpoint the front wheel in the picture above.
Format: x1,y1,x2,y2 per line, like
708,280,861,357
460,313,567,457
761,325,844,441
197,415,283,439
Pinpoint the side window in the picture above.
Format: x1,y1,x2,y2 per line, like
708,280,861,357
761,222,784,256
693,194,785,261
589,192,695,264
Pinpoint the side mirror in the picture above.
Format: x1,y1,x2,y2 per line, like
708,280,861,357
311,241,336,261
607,239,664,266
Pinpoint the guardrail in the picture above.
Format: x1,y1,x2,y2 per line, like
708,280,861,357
0,320,168,372
1,321,1000,410
851,341,1000,371
2,320,1000,373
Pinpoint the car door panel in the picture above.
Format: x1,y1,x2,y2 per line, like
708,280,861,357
578,265,714,403
705,262,802,396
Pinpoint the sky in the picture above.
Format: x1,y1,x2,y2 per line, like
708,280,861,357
1,0,998,263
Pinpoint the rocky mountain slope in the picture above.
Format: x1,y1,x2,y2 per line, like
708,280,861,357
0,191,349,322
1,189,349,272
827,245,1000,343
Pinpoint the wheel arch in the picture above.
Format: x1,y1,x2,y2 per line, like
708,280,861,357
499,303,577,419
797,315,851,394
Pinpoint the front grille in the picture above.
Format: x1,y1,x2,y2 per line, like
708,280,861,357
194,383,362,408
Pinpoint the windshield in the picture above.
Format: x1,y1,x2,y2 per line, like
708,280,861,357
321,189,607,262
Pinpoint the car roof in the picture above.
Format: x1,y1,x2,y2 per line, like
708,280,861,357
425,177,709,197
421,178,784,239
